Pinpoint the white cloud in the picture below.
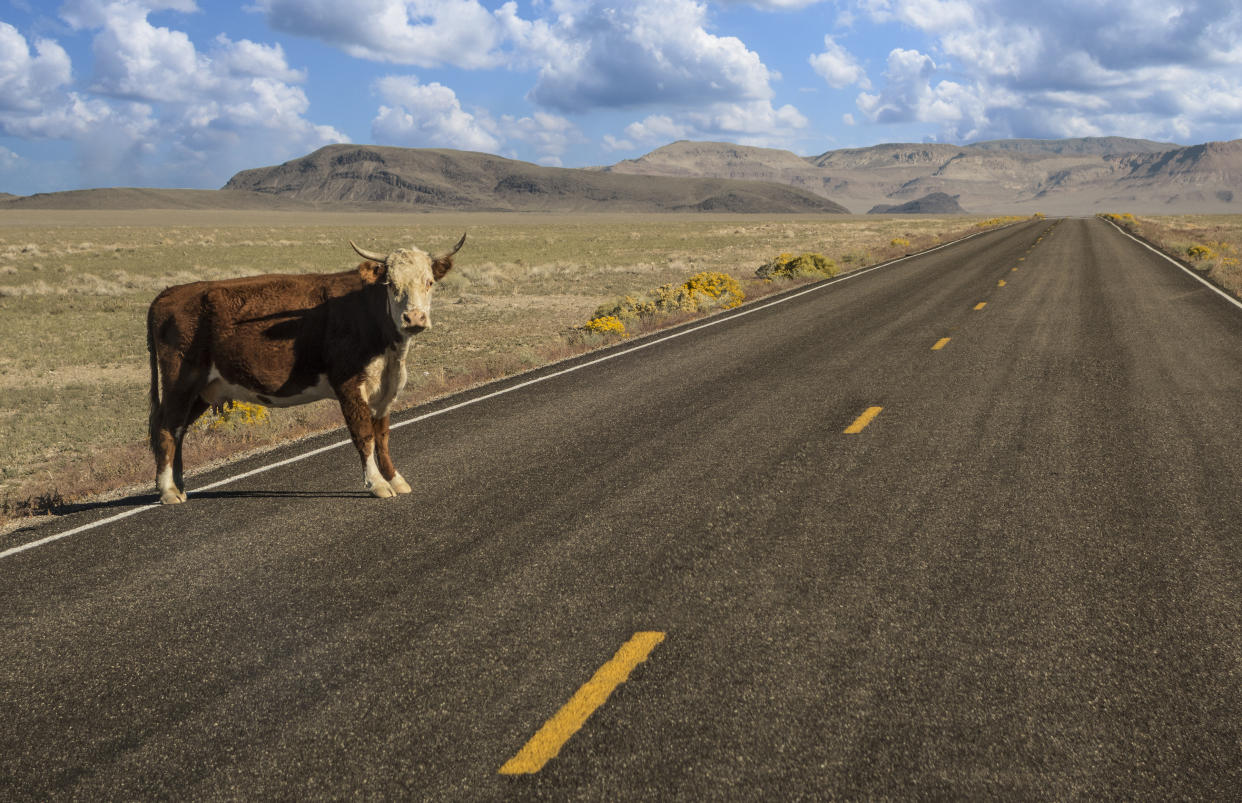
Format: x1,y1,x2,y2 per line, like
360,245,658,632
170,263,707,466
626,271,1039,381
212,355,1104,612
603,134,635,151
58,0,198,30
2,3,345,191
372,75,501,152
809,35,870,89
0,23,72,112
619,99,809,150
527,0,776,112
854,0,1242,142
213,35,305,83
372,78,583,161
718,0,829,8
855,48,938,125
253,0,515,69
624,115,688,144
502,111,582,160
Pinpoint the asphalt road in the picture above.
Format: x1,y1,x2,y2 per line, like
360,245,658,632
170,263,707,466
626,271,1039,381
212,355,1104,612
4,217,1242,798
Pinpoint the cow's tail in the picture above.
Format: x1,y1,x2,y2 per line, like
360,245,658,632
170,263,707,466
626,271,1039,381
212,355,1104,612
146,301,160,438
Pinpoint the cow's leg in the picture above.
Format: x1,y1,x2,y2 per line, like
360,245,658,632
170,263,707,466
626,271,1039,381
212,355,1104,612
338,387,395,498
171,398,209,501
152,389,197,504
151,412,182,504
372,414,411,494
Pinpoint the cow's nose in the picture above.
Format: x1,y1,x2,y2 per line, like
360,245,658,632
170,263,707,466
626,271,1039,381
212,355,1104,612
403,310,429,330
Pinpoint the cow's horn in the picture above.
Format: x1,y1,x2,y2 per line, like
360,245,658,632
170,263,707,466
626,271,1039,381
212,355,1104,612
350,240,387,263
446,232,466,256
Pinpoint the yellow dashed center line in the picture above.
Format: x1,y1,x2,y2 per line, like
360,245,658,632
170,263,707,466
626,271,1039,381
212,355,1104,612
499,631,665,775
932,337,951,350
844,406,883,434
974,302,987,310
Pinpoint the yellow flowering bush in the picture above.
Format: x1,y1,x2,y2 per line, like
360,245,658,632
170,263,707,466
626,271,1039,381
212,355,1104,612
1100,212,1138,230
594,270,746,322
890,237,911,248
582,314,628,337
975,216,1028,228
683,271,746,309
755,252,837,281
196,400,269,431
1187,244,1216,261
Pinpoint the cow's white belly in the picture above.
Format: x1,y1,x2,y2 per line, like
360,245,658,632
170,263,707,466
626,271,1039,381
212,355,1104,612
202,365,335,409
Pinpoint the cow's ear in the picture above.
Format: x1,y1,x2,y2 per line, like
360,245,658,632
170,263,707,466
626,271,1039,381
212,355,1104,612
432,233,465,282
358,260,389,285
431,255,454,282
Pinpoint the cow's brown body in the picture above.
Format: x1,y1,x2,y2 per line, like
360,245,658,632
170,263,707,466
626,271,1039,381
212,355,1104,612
147,236,462,503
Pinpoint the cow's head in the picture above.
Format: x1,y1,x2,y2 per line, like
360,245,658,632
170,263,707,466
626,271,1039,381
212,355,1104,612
351,233,465,335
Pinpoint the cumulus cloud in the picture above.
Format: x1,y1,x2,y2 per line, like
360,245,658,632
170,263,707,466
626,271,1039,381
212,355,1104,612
602,134,635,151
2,2,344,190
502,111,583,160
372,75,501,152
809,35,870,89
252,0,517,69
0,22,72,112
717,0,830,8
527,0,776,112
855,0,1242,142
372,75,583,162
618,99,809,151
256,0,804,156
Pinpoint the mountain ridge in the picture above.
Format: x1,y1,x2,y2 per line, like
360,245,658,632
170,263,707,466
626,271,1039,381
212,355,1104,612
3,137,1237,215
220,145,849,214
607,137,1241,214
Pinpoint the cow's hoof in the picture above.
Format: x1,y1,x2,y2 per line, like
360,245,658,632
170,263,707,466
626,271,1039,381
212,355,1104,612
390,474,412,494
369,480,396,498
160,490,186,504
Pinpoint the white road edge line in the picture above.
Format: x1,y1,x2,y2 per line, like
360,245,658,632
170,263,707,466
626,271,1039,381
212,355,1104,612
1103,217,1242,313
1,224,1005,562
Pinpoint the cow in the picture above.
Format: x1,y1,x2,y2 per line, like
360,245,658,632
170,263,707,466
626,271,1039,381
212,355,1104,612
146,233,465,504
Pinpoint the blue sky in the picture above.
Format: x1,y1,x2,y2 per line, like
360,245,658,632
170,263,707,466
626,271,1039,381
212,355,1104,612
2,0,1240,195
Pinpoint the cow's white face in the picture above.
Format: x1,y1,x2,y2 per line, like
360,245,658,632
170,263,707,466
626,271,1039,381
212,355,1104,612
384,248,437,334
351,234,463,336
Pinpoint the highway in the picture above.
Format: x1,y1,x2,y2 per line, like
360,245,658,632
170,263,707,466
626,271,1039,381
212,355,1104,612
3,216,1242,797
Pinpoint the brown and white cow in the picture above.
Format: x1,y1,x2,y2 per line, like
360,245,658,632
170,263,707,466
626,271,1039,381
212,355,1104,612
146,234,464,504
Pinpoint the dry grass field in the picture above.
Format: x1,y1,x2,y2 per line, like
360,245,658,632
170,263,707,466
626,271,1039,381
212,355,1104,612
0,210,999,524
1122,215,1242,301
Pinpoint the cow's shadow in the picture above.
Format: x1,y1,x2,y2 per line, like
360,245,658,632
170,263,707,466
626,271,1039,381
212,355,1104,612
188,490,372,501
11,489,372,528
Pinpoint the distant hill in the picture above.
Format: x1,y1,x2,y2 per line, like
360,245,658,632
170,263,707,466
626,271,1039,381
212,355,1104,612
868,192,966,214
604,137,1241,214
222,145,849,214
3,137,1237,215
968,137,1181,156
0,187,316,211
